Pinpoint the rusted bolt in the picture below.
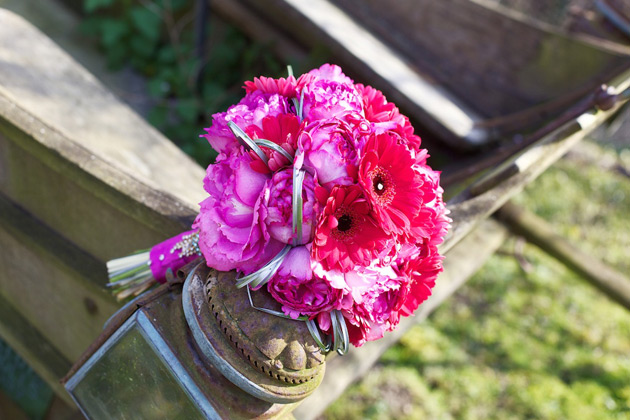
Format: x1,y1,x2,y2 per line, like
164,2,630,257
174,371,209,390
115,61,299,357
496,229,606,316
595,85,618,111
83,297,98,315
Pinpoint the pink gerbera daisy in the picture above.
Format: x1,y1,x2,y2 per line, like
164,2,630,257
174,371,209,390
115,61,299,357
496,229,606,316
359,132,424,236
313,185,389,272
243,75,297,97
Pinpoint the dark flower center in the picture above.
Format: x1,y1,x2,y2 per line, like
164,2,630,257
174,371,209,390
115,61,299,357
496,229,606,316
369,167,395,205
332,207,362,241
373,176,386,195
337,214,353,232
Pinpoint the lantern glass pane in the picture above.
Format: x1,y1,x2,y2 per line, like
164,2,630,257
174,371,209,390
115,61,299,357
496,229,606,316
69,321,203,419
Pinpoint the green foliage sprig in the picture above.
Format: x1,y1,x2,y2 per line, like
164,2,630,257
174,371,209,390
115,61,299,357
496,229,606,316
82,0,283,166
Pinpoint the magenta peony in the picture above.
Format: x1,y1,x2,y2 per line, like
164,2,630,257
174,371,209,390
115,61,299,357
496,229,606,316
267,246,344,319
301,64,364,121
298,118,359,189
262,168,320,244
193,151,284,274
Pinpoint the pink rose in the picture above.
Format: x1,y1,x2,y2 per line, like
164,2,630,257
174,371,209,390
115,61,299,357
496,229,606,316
267,246,343,319
194,151,284,274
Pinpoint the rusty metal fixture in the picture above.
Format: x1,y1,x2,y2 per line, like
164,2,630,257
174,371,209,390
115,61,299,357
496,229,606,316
182,262,326,404
63,258,326,417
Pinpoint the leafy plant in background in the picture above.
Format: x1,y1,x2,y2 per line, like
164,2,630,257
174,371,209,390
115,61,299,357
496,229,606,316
81,0,284,166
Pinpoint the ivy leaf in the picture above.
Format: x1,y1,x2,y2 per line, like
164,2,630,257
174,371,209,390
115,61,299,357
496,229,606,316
130,7,162,42
84,0,115,13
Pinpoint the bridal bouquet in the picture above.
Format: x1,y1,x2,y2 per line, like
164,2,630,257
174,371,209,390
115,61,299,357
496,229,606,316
108,64,450,353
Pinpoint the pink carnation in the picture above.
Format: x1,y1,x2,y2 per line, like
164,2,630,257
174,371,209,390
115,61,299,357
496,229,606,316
246,114,301,174
301,64,364,121
392,243,444,320
267,246,344,319
193,151,284,274
314,264,403,347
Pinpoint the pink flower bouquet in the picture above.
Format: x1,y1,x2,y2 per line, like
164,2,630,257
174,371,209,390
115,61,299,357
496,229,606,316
108,64,450,353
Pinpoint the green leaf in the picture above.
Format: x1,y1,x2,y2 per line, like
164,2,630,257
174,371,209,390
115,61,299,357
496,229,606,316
130,35,157,59
157,46,177,64
84,0,115,13
147,77,170,98
130,7,162,41
100,19,129,48
176,98,200,123
170,0,190,12
105,43,129,70
79,17,102,37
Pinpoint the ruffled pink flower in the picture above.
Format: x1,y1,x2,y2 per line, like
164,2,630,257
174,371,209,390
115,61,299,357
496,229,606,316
262,168,321,245
201,91,290,157
308,63,355,85
298,118,359,189
312,185,389,272
407,167,450,244
245,114,301,174
300,64,364,121
316,264,403,347
243,75,298,97
356,83,422,150
267,246,344,319
392,243,444,320
194,151,284,274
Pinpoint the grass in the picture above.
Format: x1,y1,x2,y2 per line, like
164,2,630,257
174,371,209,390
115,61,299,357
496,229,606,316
322,143,630,420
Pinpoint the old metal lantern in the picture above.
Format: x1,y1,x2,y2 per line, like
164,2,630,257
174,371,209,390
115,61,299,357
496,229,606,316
63,262,326,419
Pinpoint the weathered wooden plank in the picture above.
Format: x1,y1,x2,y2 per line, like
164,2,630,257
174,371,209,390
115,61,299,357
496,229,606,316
443,79,630,255
0,10,205,262
0,123,190,261
0,10,206,208
329,0,630,117
0,11,208,410
294,219,510,420
235,0,630,147
0,194,120,362
235,0,488,146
